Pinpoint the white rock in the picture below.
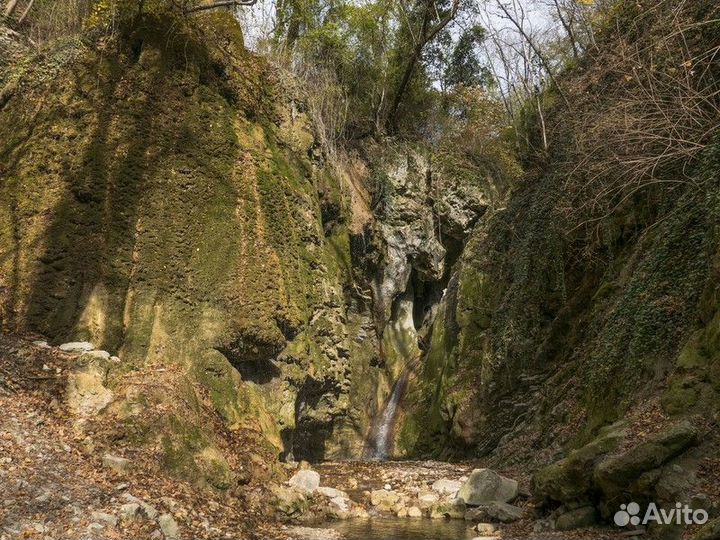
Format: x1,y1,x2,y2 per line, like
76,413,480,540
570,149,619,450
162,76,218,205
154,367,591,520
158,513,179,539
289,470,320,493
457,469,518,505
432,478,462,496
84,350,110,360
417,492,439,508
407,506,422,518
330,496,350,512
383,483,392,490
59,342,95,353
317,486,347,499
33,341,50,348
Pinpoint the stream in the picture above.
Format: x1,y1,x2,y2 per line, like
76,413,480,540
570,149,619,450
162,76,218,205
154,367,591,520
320,516,475,539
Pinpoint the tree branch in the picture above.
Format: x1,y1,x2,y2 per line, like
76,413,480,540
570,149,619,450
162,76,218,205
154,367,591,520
184,0,257,14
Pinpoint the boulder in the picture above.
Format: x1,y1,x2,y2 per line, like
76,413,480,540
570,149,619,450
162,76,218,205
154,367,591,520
465,502,522,523
533,422,626,504
457,469,518,505
593,420,699,508
432,478,462,496
289,470,321,493
554,506,597,531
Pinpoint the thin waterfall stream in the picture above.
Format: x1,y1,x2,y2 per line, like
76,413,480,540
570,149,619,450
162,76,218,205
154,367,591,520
369,366,411,460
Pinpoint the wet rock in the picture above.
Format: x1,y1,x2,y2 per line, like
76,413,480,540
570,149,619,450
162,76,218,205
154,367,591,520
554,506,597,531
457,469,518,505
102,454,131,473
430,499,466,519
465,502,522,523
158,513,179,539
407,506,422,518
474,523,498,535
289,469,321,493
59,342,95,353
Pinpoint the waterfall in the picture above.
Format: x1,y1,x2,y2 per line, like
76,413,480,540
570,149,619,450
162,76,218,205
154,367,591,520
368,366,410,460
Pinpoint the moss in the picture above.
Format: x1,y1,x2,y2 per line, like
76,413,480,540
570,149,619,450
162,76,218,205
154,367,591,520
661,377,700,415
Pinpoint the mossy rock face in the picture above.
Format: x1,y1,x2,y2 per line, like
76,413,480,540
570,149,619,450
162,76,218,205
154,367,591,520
0,13,376,474
533,422,627,505
593,421,700,505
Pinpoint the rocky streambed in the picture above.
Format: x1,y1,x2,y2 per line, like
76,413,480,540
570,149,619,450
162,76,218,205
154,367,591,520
269,460,606,539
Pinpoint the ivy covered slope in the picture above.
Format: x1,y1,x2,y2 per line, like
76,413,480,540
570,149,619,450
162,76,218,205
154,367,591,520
399,0,720,531
0,10,378,482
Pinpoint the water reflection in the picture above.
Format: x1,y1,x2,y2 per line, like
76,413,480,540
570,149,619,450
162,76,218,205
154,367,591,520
322,517,476,540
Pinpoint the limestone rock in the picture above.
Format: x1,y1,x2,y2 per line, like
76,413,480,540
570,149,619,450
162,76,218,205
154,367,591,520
119,503,141,521
272,485,308,516
554,506,597,531
432,478,462,496
102,454,131,474
158,513,179,539
457,469,518,505
289,469,321,493
67,355,114,416
465,502,522,523
317,486,347,499
474,523,498,536
407,506,422,518
90,511,118,527
430,499,466,519
418,491,440,508
121,493,158,519
59,341,95,353
370,489,400,512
